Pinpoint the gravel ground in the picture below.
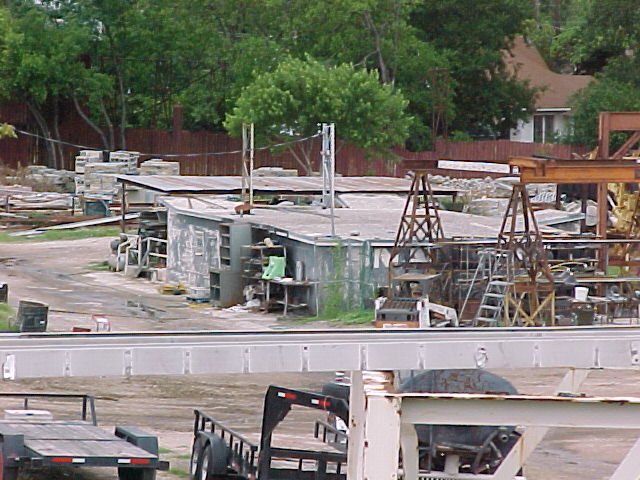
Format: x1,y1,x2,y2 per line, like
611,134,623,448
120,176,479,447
0,236,639,480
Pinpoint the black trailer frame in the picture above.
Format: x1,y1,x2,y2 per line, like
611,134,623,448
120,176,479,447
191,385,349,480
0,392,169,480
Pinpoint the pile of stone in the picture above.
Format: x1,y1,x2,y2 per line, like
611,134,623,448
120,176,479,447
140,159,180,175
74,150,138,199
429,174,557,217
4,166,76,193
252,166,298,177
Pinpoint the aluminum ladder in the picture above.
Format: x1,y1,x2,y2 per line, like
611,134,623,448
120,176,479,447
472,249,514,327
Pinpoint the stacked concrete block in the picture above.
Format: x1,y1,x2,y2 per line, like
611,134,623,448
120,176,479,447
74,150,103,174
140,159,180,176
74,150,139,200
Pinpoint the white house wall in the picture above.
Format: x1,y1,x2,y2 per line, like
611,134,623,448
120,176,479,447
510,111,570,143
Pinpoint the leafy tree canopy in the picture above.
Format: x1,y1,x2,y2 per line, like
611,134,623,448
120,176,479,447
225,56,413,173
0,0,547,167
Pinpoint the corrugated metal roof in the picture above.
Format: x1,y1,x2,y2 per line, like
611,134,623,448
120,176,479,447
117,175,460,195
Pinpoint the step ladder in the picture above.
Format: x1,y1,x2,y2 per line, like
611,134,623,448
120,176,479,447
460,249,510,315
474,279,513,326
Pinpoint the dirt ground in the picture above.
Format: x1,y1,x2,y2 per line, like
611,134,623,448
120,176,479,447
1,236,640,479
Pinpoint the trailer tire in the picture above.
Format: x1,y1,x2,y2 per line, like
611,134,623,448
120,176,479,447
198,435,228,480
190,435,208,479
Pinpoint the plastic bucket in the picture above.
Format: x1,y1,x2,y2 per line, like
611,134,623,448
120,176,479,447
16,301,48,332
574,286,589,302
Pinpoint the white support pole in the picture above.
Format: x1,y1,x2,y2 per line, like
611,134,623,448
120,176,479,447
347,371,365,480
492,368,590,480
362,395,401,480
610,436,640,480
321,123,336,236
241,123,254,205
399,422,419,480
399,393,640,429
249,122,254,207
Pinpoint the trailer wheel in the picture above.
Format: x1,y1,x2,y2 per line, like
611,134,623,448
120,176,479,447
190,435,208,479
117,466,156,480
198,435,228,480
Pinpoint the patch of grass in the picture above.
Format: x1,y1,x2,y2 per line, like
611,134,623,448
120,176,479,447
158,447,173,454
0,304,18,332
0,227,120,243
168,468,189,477
173,454,192,460
87,260,111,271
299,309,373,325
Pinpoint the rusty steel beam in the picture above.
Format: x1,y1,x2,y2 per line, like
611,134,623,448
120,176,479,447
599,112,640,158
510,157,640,184
612,130,640,159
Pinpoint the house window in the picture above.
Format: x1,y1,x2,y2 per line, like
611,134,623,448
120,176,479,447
533,114,555,143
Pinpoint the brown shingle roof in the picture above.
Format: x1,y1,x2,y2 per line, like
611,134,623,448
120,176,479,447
505,37,593,109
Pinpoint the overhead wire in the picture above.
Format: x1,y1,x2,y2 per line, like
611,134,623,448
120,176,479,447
14,128,321,158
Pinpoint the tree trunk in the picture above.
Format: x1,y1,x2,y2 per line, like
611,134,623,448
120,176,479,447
52,98,64,170
363,12,391,84
116,65,127,149
288,141,314,175
99,100,115,150
26,99,57,168
72,94,109,150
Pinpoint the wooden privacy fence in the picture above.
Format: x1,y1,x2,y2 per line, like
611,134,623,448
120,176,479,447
0,103,589,176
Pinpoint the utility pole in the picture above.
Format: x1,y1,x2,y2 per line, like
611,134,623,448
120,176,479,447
241,123,254,206
321,123,336,236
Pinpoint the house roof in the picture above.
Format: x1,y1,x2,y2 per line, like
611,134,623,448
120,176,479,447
505,37,593,110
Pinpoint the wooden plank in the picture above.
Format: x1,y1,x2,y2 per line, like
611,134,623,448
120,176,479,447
25,439,156,458
5,422,114,441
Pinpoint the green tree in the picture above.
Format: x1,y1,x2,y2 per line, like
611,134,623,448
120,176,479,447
568,71,640,148
546,0,640,147
225,57,413,174
410,0,537,137
0,2,99,167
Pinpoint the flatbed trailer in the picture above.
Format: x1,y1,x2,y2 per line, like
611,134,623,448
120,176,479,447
190,385,349,480
0,393,169,480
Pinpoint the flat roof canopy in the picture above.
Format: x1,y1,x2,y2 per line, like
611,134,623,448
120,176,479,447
117,175,460,195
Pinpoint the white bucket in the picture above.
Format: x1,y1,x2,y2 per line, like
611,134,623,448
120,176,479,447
574,286,589,301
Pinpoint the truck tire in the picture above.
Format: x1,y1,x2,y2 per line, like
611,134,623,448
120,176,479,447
198,435,228,480
117,467,156,480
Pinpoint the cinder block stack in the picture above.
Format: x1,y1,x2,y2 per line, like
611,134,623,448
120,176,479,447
74,150,139,199
139,159,180,176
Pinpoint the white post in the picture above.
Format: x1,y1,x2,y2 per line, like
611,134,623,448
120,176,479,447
492,368,590,480
347,371,365,480
362,395,401,480
610,436,640,480
399,422,419,480
321,123,336,236
241,123,254,206
249,122,254,207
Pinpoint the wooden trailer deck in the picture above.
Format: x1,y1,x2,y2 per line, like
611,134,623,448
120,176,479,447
3,421,158,459
0,420,157,460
